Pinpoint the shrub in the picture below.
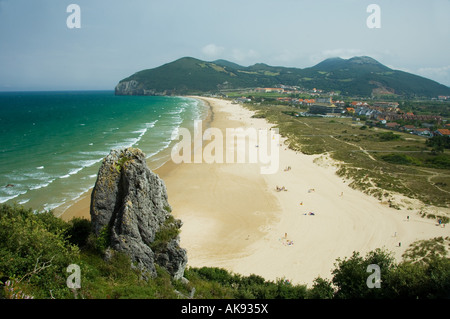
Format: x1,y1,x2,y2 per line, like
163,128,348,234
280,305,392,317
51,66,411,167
0,204,79,298
377,132,401,141
66,218,92,248
150,215,180,254
308,277,335,299
380,153,421,166
331,249,395,299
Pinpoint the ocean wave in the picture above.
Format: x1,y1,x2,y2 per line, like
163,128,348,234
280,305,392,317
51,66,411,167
146,140,173,159
79,150,109,156
132,128,147,134
43,201,65,211
171,127,180,140
108,120,159,150
167,108,184,115
132,120,158,134
59,159,102,179
4,171,52,184
70,159,102,169
30,179,56,190
0,191,27,203
69,188,91,202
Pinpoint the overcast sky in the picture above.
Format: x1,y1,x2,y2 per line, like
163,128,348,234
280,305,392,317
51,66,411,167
0,0,449,91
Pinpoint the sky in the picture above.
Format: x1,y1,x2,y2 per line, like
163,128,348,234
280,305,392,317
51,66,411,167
0,0,449,91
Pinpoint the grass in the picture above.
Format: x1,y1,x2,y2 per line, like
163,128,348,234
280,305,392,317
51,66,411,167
402,237,450,265
243,102,450,208
150,215,180,254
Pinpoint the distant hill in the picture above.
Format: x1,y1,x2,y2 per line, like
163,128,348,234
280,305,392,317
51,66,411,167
115,56,450,97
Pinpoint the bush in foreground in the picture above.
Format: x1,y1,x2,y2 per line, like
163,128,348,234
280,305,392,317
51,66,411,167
1,203,449,299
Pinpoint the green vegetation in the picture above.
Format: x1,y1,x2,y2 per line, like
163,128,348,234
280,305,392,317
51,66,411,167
377,131,401,142
117,56,450,97
426,135,450,153
0,204,80,299
331,247,450,299
114,156,131,173
185,268,307,299
401,100,450,118
244,102,450,207
150,215,180,254
1,203,449,299
380,154,422,166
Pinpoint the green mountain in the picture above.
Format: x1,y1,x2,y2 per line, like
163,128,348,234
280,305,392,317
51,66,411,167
115,56,450,97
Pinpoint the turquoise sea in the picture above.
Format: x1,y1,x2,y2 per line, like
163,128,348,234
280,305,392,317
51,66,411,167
0,91,207,213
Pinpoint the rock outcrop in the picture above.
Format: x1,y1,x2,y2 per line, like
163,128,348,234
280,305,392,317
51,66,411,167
115,80,166,96
114,80,143,95
90,148,187,279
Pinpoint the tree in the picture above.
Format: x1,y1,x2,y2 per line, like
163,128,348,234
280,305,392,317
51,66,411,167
331,249,395,299
308,277,335,299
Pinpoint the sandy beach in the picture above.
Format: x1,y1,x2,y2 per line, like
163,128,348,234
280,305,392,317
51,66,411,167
61,96,448,286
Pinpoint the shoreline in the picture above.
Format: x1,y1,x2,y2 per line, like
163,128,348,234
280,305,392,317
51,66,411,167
59,96,448,286
57,95,212,221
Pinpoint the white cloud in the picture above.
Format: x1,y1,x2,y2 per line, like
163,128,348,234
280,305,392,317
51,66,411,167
201,44,224,58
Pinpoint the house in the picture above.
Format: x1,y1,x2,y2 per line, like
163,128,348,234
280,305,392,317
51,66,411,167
351,101,369,107
435,129,450,136
277,97,292,103
413,128,432,137
385,122,400,129
309,104,344,115
333,100,346,107
402,125,416,132
354,106,382,119
346,107,355,114
301,99,316,106
373,102,399,109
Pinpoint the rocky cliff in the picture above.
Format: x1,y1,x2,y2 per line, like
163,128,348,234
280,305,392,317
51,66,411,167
115,80,143,95
90,148,187,279
115,80,167,96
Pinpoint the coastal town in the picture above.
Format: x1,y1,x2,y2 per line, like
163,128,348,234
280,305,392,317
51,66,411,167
230,86,450,139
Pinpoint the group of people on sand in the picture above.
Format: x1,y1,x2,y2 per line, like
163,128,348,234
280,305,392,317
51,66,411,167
276,164,320,216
